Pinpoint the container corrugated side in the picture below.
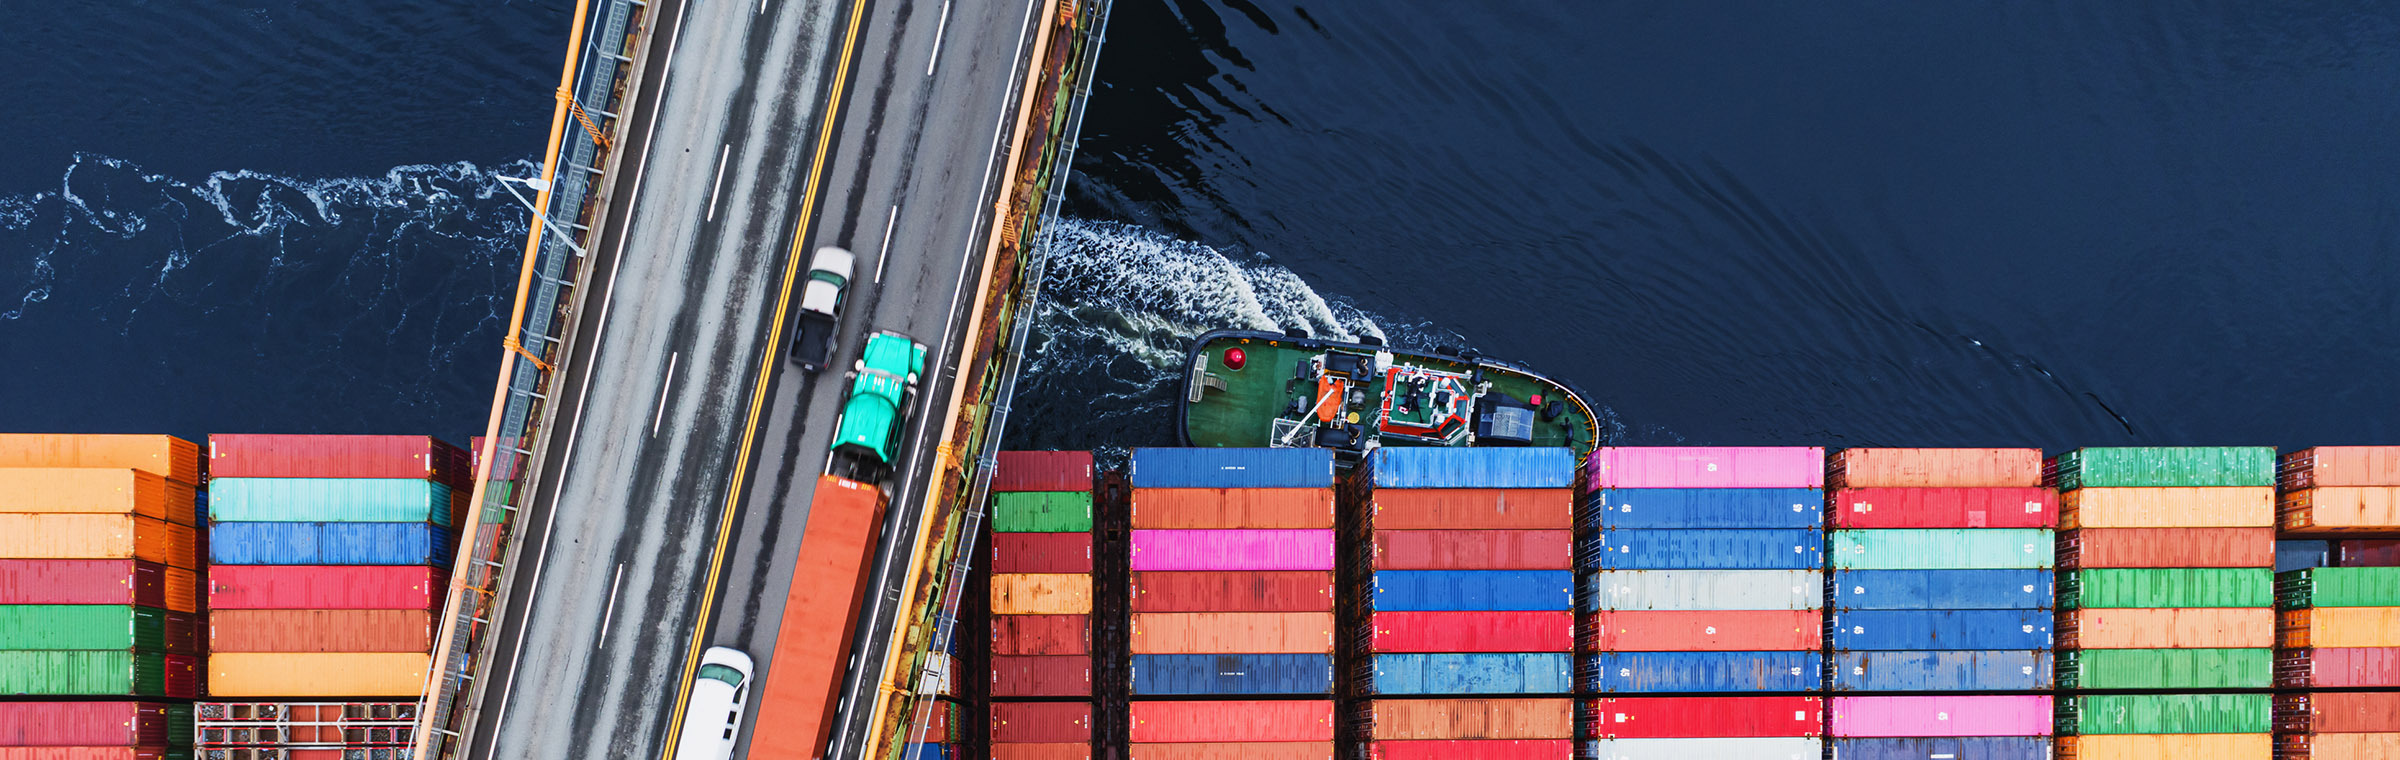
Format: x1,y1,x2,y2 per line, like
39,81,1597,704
1829,569,2052,610
1826,738,2047,760
0,651,197,697
1366,447,1574,489
1130,529,1334,571
1827,695,2049,738
989,702,1091,743
206,565,441,609
206,434,466,486
206,652,427,696
1366,740,1569,760
1129,448,1332,490
989,492,1094,532
0,560,196,613
992,614,1089,655
1825,487,2055,529
0,515,196,569
2055,734,2270,759
990,532,1093,574
1128,612,1334,654
2339,539,2400,566
2274,647,2400,688
2274,733,2400,760
1582,489,1822,530
1581,697,1821,738
1829,650,2052,691
1127,700,1334,742
1582,570,1822,611
1129,653,1332,695
990,450,1095,492
1127,744,1327,760
990,573,1094,615
1828,448,2043,488
2058,648,2271,689
1370,570,1572,611
207,609,433,652
1580,652,1821,693
2279,567,2400,607
1578,738,1821,760
1371,530,1572,570
1827,609,2051,651
2061,693,2269,735
2279,607,2400,648
205,478,454,525
1829,529,2053,570
2056,607,2271,648
2050,447,2275,489
2274,691,2400,733
2060,528,2274,568
2060,568,2273,608
208,522,449,566
0,469,191,525
1366,489,1572,530
1368,653,1572,695
1370,698,1574,740
990,654,1092,697
1587,447,1824,489
0,434,200,484
994,744,1092,760
0,605,198,653
1578,529,1822,571
1369,611,1571,652
2280,486,2400,532
1129,571,1331,612
0,701,188,746
1580,610,1820,651
1132,488,1333,529
2060,487,2274,528
2281,446,2400,489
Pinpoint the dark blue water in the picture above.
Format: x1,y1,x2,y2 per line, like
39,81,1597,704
5,2,2396,453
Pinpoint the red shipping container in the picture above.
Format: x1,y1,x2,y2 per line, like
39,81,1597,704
2275,692,2400,733
1580,610,1821,652
2060,528,2276,568
2279,648,2400,688
991,532,1093,574
993,614,1090,655
1130,745,1330,760
158,653,200,699
0,559,196,613
207,434,468,487
1130,571,1331,612
1827,488,2057,529
0,750,185,760
1372,531,1574,570
991,702,1092,744
992,451,1094,492
207,565,442,610
209,609,434,652
1369,741,1570,760
1583,697,1823,738
992,654,1092,697
1370,611,1573,653
1368,490,1573,530
2338,540,2400,567
0,701,181,745
993,745,1092,760
1129,700,1335,743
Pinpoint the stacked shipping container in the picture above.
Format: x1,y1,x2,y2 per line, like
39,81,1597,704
2275,446,2400,693
1825,449,2056,758
202,434,463,699
989,451,1099,760
1581,696,1820,760
2274,691,2400,759
1344,448,1575,760
2051,447,2277,758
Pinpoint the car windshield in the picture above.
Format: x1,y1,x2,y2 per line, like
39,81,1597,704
697,663,745,686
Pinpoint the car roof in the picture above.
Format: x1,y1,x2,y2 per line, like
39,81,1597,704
811,247,856,279
700,646,754,673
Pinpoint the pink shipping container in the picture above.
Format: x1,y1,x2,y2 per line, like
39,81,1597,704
2279,647,2400,688
207,565,443,610
207,434,468,487
0,750,184,760
0,701,180,745
1829,696,2052,738
1130,530,1335,571
1586,447,1824,489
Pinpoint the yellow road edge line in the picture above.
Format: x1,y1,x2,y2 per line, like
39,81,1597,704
657,0,870,757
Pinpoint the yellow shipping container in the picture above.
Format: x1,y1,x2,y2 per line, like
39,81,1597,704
0,434,199,484
2280,486,2400,533
0,469,195,526
207,652,429,697
2061,487,2273,529
0,514,197,568
1130,612,1336,654
2279,607,2400,649
2063,608,2273,649
2058,734,2269,760
992,573,1093,615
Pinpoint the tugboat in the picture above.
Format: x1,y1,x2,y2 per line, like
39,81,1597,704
1177,328,1598,466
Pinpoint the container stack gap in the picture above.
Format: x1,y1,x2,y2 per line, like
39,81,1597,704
988,451,1100,760
1824,448,2056,759
1127,448,1338,760
2050,447,2277,759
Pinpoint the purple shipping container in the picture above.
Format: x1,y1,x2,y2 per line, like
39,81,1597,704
1130,530,1336,571
1829,696,2052,738
1587,447,1825,489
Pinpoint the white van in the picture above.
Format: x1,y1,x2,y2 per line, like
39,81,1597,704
674,647,755,760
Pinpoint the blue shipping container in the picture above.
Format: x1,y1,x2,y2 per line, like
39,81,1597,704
1367,447,1573,489
1129,448,1332,489
904,745,947,760
210,522,451,566
1582,489,1823,530
1829,610,2051,651
1830,650,2053,691
1828,737,2048,760
1580,651,1822,693
1372,570,1574,611
209,478,454,525
1130,653,1333,695
1578,529,1823,570
1830,570,2054,610
2277,540,2330,573
1369,653,1572,695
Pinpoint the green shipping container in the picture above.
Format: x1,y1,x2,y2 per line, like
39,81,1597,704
1832,529,2055,569
0,650,171,695
2062,693,2270,735
0,605,183,651
2052,447,2274,489
988,491,1092,533
2277,567,2400,608
2061,568,2272,609
2057,647,2272,689
208,477,453,525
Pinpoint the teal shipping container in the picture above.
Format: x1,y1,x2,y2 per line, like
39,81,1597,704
2050,447,2274,489
1368,652,1573,694
1831,529,2054,569
0,605,198,653
207,478,453,525
2060,568,2272,609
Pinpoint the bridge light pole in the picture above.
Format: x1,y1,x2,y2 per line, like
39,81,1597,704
496,175,585,257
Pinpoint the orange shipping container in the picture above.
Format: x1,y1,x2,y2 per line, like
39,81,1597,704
1367,489,1572,530
993,745,1093,760
1828,448,2043,488
0,515,197,569
0,469,197,526
2058,734,2269,760
1132,488,1334,529
2282,446,2400,489
0,434,200,484
2280,487,2400,533
209,609,434,652
207,652,429,696
2278,733,2400,759
993,573,1094,615
2061,528,2274,568
2061,487,2273,529
1367,698,1574,740
2280,608,2400,649
1130,612,1335,654
2060,608,2273,649
1128,745,1331,760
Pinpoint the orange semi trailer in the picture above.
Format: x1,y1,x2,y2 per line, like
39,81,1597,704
745,475,890,760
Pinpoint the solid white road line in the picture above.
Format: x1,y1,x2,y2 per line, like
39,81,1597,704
598,563,627,640
705,144,732,221
926,0,952,76
874,204,898,283
652,352,679,435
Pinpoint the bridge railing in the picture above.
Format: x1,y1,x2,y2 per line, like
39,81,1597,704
409,1,651,758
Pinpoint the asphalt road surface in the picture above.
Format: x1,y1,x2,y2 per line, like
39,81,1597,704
465,0,1044,757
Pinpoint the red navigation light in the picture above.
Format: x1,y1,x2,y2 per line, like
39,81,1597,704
1223,348,1247,370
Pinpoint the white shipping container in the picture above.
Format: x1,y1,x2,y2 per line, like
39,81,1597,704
1583,570,1823,611
1583,738,1822,760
